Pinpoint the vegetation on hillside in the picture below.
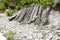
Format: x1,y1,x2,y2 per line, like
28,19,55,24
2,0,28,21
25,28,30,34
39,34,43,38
0,0,60,16
0,0,54,11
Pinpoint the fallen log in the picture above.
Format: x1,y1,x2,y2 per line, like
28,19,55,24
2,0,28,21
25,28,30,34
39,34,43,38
9,6,51,25
9,2,60,25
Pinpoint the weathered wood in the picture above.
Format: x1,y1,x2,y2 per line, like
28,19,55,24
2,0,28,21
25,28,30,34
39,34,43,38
34,6,42,24
28,6,39,23
23,6,34,23
17,8,26,22
9,14,17,21
41,7,50,25
8,0,60,25
9,6,51,25
9,9,24,21
15,9,24,20
9,5,55,25
9,11,20,21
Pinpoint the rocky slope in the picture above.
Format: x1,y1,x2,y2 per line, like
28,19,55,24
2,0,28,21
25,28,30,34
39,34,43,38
0,9,60,40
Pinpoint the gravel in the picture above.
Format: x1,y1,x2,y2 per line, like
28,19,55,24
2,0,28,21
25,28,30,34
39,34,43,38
0,12,60,40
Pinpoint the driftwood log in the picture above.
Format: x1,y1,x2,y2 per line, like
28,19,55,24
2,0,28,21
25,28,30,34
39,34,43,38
9,0,60,25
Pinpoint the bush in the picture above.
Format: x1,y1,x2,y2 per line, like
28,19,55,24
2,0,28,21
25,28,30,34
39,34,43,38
0,0,54,11
5,9,14,16
3,29,16,40
39,0,54,6
16,0,54,9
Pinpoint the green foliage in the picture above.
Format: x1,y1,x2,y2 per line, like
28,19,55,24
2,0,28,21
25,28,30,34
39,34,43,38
16,3,24,9
0,2,5,11
16,0,54,9
6,37,11,40
5,9,14,16
3,0,13,2
57,33,60,37
3,29,14,37
0,0,54,11
7,29,13,35
3,29,16,40
23,0,34,4
39,0,54,6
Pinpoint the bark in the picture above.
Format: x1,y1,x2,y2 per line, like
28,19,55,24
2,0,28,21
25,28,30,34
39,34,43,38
9,6,51,25
34,6,43,25
28,6,39,24
9,3,60,25
41,7,51,25
17,8,26,22
23,6,34,23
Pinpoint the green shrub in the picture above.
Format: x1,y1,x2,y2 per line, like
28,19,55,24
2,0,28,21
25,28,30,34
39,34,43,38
5,9,14,16
16,0,54,9
0,0,54,11
3,29,16,40
39,0,54,6
16,3,24,9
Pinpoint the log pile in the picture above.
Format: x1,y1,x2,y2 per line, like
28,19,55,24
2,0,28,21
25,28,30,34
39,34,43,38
8,5,50,25
9,1,60,25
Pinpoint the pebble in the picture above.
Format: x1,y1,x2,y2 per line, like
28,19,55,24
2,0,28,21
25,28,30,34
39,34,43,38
0,12,60,40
